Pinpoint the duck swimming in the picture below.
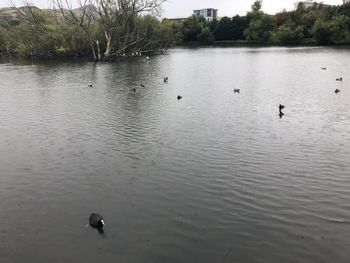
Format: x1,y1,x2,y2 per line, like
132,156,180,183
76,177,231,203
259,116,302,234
89,213,105,232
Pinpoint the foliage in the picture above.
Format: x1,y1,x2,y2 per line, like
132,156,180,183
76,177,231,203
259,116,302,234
0,25,5,52
197,27,215,44
270,24,304,45
0,0,175,59
213,17,232,41
244,1,275,43
182,15,204,42
311,19,332,45
160,19,183,45
244,14,275,43
213,16,249,41
329,15,350,44
179,0,350,46
4,13,64,56
1,0,350,58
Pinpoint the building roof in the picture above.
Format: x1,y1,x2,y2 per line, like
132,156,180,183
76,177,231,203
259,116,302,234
193,8,218,11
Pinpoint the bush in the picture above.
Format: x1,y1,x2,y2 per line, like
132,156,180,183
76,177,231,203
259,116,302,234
197,27,215,44
311,19,332,45
270,24,304,45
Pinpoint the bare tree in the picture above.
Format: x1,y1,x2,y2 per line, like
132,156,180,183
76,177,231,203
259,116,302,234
93,0,166,58
52,0,101,60
52,0,166,60
11,0,47,31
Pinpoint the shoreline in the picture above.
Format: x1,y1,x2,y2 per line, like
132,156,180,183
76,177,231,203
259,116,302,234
1,44,350,61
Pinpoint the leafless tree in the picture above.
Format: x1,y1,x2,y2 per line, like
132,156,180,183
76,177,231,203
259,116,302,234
10,0,47,31
51,0,166,60
93,0,165,58
52,0,101,60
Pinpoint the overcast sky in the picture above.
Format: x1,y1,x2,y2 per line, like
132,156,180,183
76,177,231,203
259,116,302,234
0,0,344,17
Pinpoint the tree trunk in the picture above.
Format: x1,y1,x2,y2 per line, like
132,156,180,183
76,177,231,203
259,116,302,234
123,19,130,49
96,40,101,60
90,41,97,61
104,31,113,58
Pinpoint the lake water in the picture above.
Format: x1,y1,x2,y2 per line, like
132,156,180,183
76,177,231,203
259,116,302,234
0,47,350,263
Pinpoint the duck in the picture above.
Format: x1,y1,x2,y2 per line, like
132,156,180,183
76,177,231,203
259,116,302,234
140,84,145,88
233,89,240,93
177,95,183,100
88,83,93,87
321,67,326,70
279,104,285,111
89,213,105,231
164,77,168,83
132,88,136,92
335,89,340,94
336,77,343,81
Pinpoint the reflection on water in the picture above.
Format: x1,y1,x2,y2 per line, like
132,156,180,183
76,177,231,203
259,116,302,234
0,47,350,263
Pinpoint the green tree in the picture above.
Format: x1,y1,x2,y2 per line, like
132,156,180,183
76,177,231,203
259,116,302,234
160,20,183,46
274,11,290,27
250,0,263,15
214,17,233,40
197,27,215,44
311,19,331,44
182,15,203,42
329,15,350,44
244,0,275,43
270,24,304,45
244,15,275,43
231,15,249,40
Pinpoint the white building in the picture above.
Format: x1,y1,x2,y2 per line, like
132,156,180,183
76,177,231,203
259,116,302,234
294,0,317,8
193,8,218,22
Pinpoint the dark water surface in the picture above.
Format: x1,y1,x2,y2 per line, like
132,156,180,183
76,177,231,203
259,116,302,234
0,47,350,263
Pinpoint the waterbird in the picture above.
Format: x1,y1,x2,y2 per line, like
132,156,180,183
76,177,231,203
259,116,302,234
132,88,136,92
336,77,343,81
89,213,105,230
164,77,168,83
279,111,284,119
321,67,327,70
146,56,150,60
141,84,145,88
335,89,340,94
279,104,285,118
234,89,240,93
177,95,183,100
88,83,93,87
